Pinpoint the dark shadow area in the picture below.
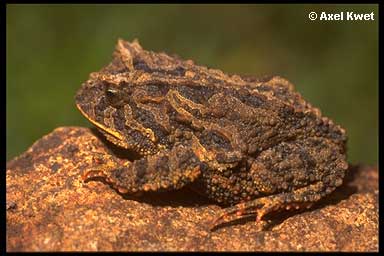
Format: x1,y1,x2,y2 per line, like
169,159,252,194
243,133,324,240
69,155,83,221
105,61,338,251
85,177,216,208
90,128,142,161
121,187,215,207
85,175,215,207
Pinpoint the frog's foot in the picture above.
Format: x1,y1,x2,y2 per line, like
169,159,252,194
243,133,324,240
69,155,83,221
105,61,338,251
210,180,332,231
82,144,202,194
81,152,120,181
82,165,134,194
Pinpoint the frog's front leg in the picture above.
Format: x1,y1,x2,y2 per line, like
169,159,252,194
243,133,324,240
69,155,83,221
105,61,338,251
82,144,202,193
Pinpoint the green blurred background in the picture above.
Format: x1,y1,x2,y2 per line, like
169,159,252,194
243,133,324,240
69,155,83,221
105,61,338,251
7,4,378,164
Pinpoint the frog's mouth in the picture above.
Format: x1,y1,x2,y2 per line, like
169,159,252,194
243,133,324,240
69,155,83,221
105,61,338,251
76,102,124,141
76,98,159,155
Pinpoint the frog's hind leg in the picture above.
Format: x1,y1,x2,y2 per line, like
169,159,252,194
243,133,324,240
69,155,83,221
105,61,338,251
210,136,348,230
210,180,331,230
82,144,203,194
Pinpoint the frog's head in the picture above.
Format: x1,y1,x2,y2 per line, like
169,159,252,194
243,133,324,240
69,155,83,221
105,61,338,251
75,78,159,156
75,38,190,156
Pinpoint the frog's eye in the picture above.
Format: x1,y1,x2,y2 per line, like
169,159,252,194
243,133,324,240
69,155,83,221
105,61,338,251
106,88,119,97
105,87,125,107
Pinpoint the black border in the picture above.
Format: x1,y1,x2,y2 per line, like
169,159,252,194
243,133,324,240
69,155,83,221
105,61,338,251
3,1,381,254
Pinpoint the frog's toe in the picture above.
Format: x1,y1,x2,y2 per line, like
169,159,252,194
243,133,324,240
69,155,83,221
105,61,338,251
210,202,260,230
81,169,108,181
82,168,137,194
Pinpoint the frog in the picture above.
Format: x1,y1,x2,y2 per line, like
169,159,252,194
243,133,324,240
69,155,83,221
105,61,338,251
75,39,348,230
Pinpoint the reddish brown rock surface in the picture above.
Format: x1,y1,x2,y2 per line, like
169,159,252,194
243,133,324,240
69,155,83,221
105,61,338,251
6,127,378,251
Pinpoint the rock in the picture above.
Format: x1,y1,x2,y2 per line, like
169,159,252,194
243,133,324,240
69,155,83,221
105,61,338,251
6,127,378,251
